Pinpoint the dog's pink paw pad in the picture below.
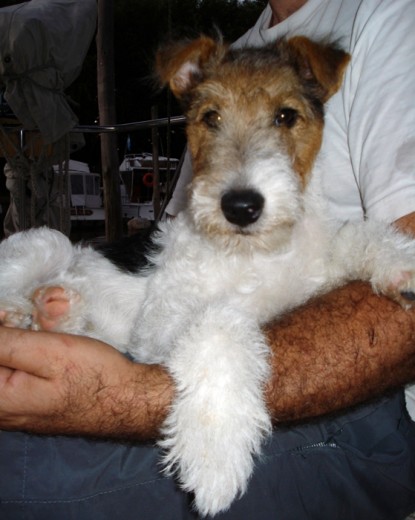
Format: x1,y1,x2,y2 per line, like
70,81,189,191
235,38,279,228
31,286,72,331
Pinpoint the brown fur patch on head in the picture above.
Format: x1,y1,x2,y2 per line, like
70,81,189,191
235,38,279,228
156,36,350,185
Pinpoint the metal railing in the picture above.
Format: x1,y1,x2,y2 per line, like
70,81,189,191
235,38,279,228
72,115,186,134
1,114,187,230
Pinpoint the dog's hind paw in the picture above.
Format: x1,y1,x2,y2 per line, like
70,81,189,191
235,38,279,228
31,286,69,331
0,286,82,332
0,308,32,329
31,285,80,331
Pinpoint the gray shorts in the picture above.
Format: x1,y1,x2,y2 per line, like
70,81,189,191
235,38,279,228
1,390,415,519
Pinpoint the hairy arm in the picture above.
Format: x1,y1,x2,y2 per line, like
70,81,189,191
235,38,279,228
0,214,414,438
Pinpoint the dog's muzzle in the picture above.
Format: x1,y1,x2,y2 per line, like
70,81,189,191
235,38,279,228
221,189,264,227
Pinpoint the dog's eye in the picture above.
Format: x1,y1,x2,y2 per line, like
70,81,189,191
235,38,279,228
274,108,298,128
202,110,222,129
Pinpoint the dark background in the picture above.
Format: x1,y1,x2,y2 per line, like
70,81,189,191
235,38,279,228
68,0,267,169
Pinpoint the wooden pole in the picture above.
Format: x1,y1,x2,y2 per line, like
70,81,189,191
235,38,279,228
96,0,123,242
151,105,161,219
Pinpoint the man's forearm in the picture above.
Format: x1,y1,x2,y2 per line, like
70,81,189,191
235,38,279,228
264,280,415,422
83,361,174,440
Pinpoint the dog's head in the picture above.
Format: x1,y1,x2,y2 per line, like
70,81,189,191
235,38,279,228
156,36,350,252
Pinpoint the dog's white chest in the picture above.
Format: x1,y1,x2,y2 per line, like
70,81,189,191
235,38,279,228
139,213,331,356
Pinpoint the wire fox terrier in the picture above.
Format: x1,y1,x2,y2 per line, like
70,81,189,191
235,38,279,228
1,36,415,516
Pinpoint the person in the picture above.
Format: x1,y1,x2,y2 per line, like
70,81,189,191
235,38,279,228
1,0,415,518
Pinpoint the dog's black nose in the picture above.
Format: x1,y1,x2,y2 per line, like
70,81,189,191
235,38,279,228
221,189,265,227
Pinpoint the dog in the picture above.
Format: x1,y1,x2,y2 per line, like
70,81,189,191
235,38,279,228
1,36,415,516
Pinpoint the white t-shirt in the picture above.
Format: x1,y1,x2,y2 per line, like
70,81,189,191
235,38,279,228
232,0,415,224
165,0,415,416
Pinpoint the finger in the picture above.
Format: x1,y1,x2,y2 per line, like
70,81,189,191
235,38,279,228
0,364,55,427
0,364,42,399
0,326,63,378
0,365,15,388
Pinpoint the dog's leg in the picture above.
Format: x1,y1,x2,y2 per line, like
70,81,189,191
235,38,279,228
159,304,271,516
328,220,415,307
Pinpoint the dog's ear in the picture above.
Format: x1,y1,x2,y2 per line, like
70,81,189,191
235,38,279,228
156,36,222,99
287,36,351,102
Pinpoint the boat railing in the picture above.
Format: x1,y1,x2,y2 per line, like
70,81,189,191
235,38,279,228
1,115,187,225
72,115,186,134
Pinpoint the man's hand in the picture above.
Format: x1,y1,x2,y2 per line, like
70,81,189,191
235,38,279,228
0,326,173,439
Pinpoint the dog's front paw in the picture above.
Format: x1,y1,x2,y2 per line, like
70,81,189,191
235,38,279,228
160,405,268,517
160,350,271,516
372,270,415,310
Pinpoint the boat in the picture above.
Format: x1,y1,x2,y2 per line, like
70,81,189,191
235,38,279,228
119,152,179,221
